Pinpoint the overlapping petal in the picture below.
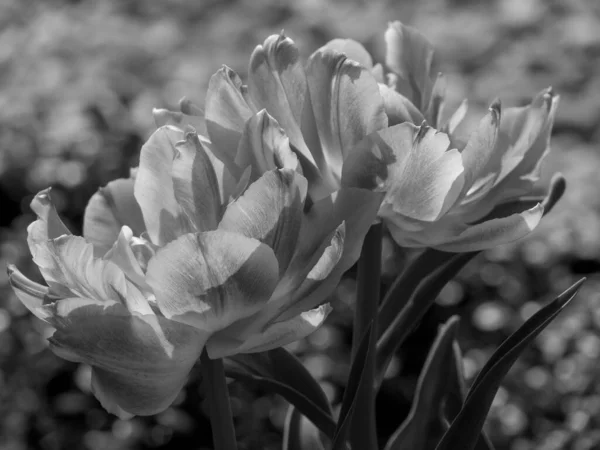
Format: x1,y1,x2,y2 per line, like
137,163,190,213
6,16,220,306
206,304,331,359
305,47,388,184
46,299,207,417
218,169,307,274
84,177,145,257
146,230,280,332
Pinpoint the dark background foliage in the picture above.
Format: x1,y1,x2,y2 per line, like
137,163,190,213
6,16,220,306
1,0,600,449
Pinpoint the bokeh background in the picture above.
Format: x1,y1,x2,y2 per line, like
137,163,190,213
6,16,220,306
1,0,600,449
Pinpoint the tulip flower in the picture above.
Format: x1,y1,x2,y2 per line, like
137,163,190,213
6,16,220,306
156,32,390,317
345,86,559,251
316,21,560,251
8,123,348,417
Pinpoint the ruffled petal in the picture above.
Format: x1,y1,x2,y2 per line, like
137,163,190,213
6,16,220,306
134,126,195,246
218,169,307,274
305,48,388,183
83,178,145,257
385,21,435,110
7,265,51,321
45,299,206,417
145,230,279,332
206,304,331,358
235,110,300,183
345,123,465,222
432,203,544,252
27,190,73,296
205,66,254,165
171,129,223,232
247,33,315,166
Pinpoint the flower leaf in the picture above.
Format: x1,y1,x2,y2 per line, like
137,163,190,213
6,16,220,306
384,316,460,450
436,278,585,450
225,348,335,438
283,406,326,450
331,323,374,450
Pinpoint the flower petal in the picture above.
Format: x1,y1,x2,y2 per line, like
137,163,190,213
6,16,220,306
305,48,388,183
7,265,51,321
27,190,73,296
206,304,331,358
146,230,279,332
171,129,223,232
433,203,544,252
134,126,195,246
104,226,153,298
83,178,145,257
385,21,435,110
460,100,501,191
218,169,307,275
46,299,206,417
379,83,424,126
30,188,70,239
247,33,316,166
348,123,465,222
205,66,254,165
235,110,300,183
276,187,380,321
320,38,373,68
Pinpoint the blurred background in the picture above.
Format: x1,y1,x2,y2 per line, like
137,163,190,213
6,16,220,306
1,0,600,449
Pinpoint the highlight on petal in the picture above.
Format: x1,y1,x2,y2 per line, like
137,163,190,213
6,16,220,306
7,265,51,321
206,304,331,359
83,178,145,257
171,129,223,232
46,299,207,416
385,21,435,110
319,38,373,68
104,226,153,297
205,66,254,164
305,48,388,183
146,230,279,332
348,123,464,222
433,203,544,252
247,33,316,165
460,100,501,191
134,126,195,246
235,110,300,182
218,169,307,274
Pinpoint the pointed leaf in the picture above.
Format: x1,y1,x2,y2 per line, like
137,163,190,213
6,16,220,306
283,406,326,450
436,279,585,450
225,348,335,437
331,323,374,450
376,252,477,385
384,317,460,450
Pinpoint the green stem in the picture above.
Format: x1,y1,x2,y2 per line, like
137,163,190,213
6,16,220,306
350,223,382,450
377,248,454,338
200,351,238,450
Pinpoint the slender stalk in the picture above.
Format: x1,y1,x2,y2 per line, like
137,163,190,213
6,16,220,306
350,223,382,450
377,248,454,338
200,350,238,450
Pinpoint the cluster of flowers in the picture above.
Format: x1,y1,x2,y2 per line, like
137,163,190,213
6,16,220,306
8,22,558,418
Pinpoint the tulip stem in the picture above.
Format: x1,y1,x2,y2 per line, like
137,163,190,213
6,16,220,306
200,351,238,450
350,222,382,450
